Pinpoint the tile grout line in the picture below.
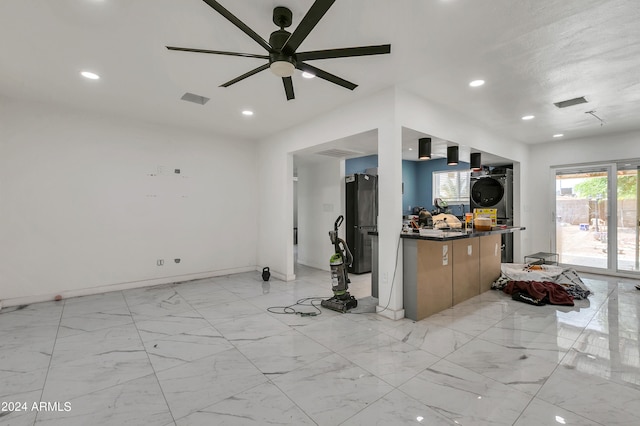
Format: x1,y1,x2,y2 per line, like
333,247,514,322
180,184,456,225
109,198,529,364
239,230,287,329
122,290,178,426
32,299,65,426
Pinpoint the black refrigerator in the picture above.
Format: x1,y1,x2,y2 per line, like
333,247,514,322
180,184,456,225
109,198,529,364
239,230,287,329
345,174,378,274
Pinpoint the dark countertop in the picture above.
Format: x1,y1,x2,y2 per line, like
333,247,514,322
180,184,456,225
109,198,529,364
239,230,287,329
399,226,525,241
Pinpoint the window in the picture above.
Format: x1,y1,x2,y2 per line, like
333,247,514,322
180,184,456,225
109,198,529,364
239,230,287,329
433,170,470,203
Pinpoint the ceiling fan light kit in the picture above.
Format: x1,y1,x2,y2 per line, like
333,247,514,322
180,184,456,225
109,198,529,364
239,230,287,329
166,0,391,101
270,61,296,78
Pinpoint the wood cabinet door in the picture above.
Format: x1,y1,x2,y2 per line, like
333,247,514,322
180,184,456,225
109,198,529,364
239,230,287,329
416,240,453,319
452,238,480,304
479,234,502,293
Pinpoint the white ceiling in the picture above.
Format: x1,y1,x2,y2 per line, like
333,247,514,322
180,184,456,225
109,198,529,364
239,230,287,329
293,128,511,166
2,0,639,151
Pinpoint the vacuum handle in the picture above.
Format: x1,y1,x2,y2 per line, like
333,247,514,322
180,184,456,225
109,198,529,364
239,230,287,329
338,238,353,267
335,215,344,230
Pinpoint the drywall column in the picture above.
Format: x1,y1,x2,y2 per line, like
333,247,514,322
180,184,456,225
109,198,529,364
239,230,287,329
376,121,404,319
285,154,295,279
256,140,295,282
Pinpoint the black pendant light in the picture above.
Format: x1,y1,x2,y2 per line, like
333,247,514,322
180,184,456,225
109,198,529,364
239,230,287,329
418,138,431,160
470,152,482,171
447,146,459,166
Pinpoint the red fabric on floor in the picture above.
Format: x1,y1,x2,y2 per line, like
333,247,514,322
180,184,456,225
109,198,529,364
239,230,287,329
503,280,574,306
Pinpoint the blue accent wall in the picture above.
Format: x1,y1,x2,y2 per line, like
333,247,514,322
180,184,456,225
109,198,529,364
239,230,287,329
415,159,470,216
345,155,378,175
345,155,470,217
402,160,418,215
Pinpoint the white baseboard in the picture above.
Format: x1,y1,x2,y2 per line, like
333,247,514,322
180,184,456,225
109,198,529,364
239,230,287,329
0,266,257,308
376,306,405,320
296,259,330,272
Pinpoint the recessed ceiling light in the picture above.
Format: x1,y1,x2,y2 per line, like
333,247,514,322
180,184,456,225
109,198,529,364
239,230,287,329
469,79,485,87
553,133,564,138
241,110,254,116
521,115,535,120
301,71,315,79
80,71,100,80
408,148,413,151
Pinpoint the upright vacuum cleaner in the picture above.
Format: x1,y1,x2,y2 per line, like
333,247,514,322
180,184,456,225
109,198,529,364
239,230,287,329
321,215,358,313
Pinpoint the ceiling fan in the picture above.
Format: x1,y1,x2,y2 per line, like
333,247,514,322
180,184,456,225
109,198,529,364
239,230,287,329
166,0,391,101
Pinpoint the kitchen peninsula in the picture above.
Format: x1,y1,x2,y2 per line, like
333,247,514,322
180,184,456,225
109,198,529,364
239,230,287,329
402,227,524,321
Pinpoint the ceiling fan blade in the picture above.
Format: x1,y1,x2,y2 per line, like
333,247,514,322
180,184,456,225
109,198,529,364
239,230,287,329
297,44,391,61
166,46,269,59
282,77,295,101
297,63,357,90
281,0,336,54
201,0,272,52
220,63,269,87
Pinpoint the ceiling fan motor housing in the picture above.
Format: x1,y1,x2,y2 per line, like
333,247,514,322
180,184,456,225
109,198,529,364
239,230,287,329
269,29,297,75
269,30,297,77
269,29,292,53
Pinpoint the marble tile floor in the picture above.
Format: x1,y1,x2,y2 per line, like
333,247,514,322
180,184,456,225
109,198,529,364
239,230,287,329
1,267,640,425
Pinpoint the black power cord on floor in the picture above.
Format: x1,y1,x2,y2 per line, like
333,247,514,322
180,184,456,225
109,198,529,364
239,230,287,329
370,235,402,315
267,297,325,317
270,235,402,317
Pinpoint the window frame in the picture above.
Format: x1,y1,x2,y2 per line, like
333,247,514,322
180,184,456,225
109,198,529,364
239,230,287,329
432,170,471,204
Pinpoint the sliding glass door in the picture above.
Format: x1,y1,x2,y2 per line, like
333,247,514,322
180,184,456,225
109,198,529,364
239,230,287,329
616,162,640,272
555,166,610,269
554,161,640,275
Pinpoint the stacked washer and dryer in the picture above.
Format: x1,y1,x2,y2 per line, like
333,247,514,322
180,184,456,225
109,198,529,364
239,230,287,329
470,168,514,263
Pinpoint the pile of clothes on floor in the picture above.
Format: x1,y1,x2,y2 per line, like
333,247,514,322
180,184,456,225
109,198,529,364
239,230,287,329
491,263,591,306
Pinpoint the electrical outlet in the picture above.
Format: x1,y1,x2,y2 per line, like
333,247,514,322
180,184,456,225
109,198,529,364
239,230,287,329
157,259,164,266
174,258,181,264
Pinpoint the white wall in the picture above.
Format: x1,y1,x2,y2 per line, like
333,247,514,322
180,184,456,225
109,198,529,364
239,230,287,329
527,130,640,254
296,158,343,271
0,99,258,305
376,97,405,316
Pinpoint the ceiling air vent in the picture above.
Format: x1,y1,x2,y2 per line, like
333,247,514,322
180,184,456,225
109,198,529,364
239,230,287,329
315,149,363,158
181,92,210,105
554,96,588,108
